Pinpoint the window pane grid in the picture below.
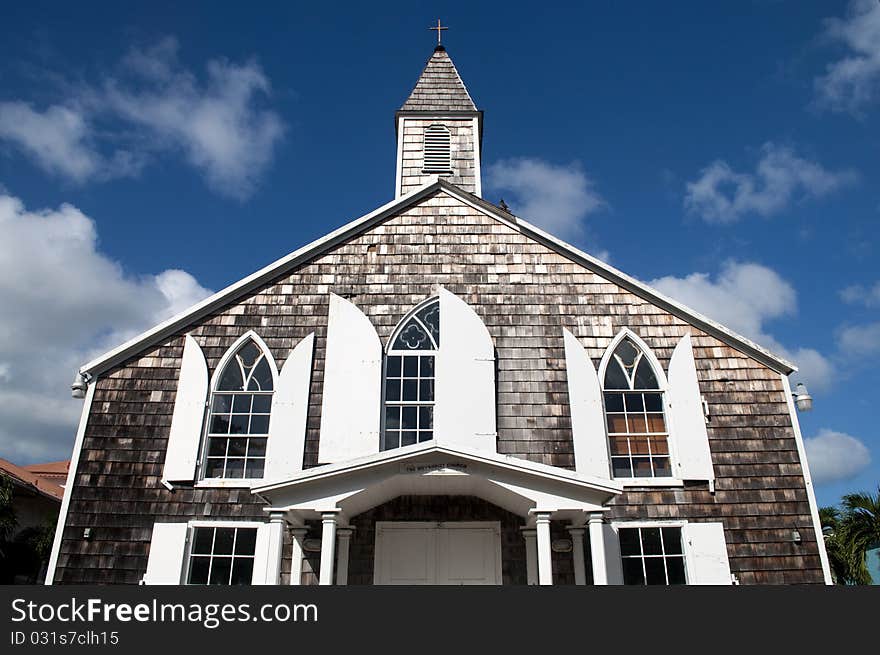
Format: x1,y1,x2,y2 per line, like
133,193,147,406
187,527,257,585
383,352,435,451
619,527,686,586
206,390,271,479
606,391,670,478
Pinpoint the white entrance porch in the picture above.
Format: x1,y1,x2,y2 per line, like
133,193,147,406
252,442,624,585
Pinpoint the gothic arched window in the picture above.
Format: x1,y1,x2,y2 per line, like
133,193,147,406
203,336,276,479
602,335,671,479
382,298,439,450
422,124,452,173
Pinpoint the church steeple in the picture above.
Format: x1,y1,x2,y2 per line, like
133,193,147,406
395,44,483,198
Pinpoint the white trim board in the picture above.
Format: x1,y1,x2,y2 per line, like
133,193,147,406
781,374,833,585
45,380,97,584
76,179,796,379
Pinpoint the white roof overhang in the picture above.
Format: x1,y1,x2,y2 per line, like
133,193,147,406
252,442,622,525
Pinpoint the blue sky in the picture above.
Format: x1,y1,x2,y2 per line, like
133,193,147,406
0,1,878,507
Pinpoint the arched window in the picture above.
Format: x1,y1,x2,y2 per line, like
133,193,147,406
422,124,452,173
382,298,439,451
203,336,276,479
602,335,671,479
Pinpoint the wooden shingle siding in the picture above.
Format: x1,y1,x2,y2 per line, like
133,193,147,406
55,190,823,584
400,118,477,195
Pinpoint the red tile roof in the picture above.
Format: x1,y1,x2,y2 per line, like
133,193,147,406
0,458,67,501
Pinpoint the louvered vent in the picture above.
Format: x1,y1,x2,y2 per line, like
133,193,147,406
423,124,452,173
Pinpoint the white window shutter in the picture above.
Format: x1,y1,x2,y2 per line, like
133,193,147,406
319,293,382,463
434,288,496,452
602,524,625,585
163,334,208,483
251,523,272,585
143,522,188,585
265,333,315,480
683,522,732,585
563,328,611,480
668,333,715,487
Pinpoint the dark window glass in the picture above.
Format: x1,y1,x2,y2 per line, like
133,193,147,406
662,528,683,555
666,557,686,585
618,528,641,556
189,558,210,584
641,528,663,555
644,557,667,585
213,528,235,555
231,559,254,585
604,392,625,412
634,358,659,389
192,528,214,555
622,558,645,585
604,361,629,389
209,558,232,585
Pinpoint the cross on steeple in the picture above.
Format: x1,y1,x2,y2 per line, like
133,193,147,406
429,19,448,45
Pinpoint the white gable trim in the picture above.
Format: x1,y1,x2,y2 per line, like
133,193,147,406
254,441,622,497
781,374,833,585
45,378,97,585
77,179,796,379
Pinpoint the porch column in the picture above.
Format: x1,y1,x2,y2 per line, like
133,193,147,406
319,512,339,586
567,526,587,586
335,527,353,586
265,512,286,585
520,528,538,585
588,512,608,585
534,512,553,586
288,527,307,586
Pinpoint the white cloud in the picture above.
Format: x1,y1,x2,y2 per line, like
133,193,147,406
0,191,212,463
650,260,833,391
684,143,857,223
485,158,606,243
102,38,285,199
840,280,880,307
0,37,284,199
805,429,872,485
814,0,880,115
836,321,880,359
0,103,100,182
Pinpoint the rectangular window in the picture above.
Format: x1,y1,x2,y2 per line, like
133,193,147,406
186,526,257,585
383,354,434,450
605,391,671,478
205,392,270,478
619,526,686,585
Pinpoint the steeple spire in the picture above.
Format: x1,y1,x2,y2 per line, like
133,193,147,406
395,46,483,198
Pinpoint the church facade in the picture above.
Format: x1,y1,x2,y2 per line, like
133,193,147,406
47,45,831,586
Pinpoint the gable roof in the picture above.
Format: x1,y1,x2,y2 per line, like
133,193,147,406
400,46,478,112
78,178,796,379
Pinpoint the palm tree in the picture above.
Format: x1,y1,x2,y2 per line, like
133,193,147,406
838,487,880,585
819,505,850,584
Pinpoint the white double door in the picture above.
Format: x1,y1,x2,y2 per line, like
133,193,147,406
374,521,503,585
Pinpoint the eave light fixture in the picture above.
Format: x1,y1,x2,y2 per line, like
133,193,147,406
71,372,90,399
793,382,813,412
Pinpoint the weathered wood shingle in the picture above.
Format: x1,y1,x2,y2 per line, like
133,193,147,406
55,189,824,585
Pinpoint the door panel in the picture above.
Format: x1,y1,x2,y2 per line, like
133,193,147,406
438,527,500,585
374,522,501,585
376,526,436,584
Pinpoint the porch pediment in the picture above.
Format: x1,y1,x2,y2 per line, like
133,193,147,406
252,442,622,524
